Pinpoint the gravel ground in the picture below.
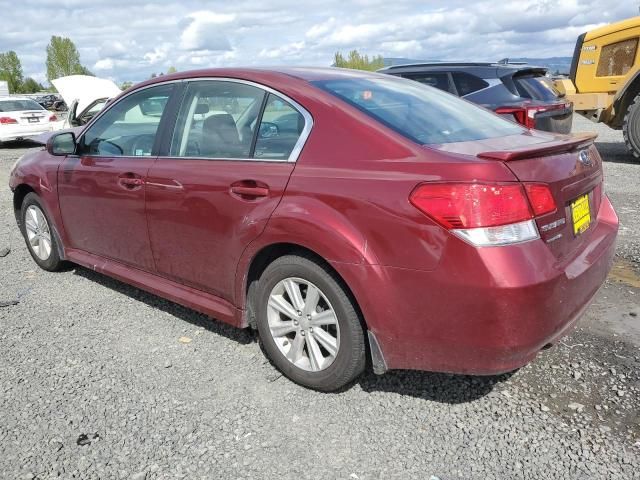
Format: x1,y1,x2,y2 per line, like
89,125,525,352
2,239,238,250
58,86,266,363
1,116,639,480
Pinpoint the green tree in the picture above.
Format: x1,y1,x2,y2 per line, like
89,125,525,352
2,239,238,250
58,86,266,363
46,36,92,81
120,81,134,91
21,77,44,93
167,66,177,74
333,50,384,71
0,50,24,93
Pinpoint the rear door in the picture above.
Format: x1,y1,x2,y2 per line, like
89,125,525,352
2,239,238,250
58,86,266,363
57,83,175,271
145,79,311,303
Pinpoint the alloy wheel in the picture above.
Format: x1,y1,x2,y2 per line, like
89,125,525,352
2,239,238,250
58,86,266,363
267,277,340,372
24,205,52,261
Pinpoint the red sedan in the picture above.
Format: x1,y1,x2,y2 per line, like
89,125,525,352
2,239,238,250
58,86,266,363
9,68,618,391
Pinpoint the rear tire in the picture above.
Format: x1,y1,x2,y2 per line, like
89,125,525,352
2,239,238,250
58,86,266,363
20,193,65,271
255,254,366,391
622,93,640,160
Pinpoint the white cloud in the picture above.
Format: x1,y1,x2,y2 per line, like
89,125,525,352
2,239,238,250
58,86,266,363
180,11,235,51
1,0,636,84
94,58,115,70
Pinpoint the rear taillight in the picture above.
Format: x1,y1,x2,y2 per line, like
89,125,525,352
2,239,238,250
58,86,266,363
410,182,556,247
48,114,58,122
495,103,571,129
0,117,18,125
524,183,556,216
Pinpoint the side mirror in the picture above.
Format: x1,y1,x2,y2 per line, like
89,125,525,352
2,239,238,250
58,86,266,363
259,122,279,139
47,132,77,156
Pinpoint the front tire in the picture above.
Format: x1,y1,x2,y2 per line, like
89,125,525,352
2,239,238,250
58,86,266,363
255,254,366,391
20,193,65,271
622,94,640,160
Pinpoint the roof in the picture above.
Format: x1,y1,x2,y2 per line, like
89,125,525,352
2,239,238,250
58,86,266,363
379,62,496,71
585,16,640,42
137,66,386,90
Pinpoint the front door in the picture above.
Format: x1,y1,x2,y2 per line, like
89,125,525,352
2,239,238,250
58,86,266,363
146,80,309,303
58,83,175,271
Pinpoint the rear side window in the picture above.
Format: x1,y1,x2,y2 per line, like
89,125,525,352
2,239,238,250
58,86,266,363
401,73,452,93
513,74,560,101
254,94,304,160
597,38,638,77
313,76,523,145
170,81,266,159
0,99,44,112
452,72,489,96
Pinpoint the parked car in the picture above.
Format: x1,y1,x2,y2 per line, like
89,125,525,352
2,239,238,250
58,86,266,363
35,94,60,110
0,96,58,145
10,68,617,391
379,62,574,133
52,75,121,128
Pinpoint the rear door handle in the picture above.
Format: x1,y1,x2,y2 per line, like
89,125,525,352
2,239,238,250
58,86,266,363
230,181,269,199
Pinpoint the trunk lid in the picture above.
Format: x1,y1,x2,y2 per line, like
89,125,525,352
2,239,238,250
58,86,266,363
15,111,48,125
429,131,603,260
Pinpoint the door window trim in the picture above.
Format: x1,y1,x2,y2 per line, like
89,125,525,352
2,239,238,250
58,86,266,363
163,77,314,163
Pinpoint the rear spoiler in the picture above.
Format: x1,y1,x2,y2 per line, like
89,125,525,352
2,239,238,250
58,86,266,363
477,133,597,161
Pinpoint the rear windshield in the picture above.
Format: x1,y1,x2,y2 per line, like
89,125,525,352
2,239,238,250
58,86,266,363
0,99,45,112
514,74,561,101
313,76,523,145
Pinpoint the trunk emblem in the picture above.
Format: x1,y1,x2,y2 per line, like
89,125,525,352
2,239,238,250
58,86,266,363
578,150,592,167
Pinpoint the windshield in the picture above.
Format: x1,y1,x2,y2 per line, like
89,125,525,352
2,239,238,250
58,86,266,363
0,99,45,112
313,76,523,144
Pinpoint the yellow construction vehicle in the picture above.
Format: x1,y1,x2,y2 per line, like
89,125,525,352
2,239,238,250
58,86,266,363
555,16,640,158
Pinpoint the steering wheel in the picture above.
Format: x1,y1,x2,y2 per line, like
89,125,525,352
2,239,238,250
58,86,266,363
96,139,124,156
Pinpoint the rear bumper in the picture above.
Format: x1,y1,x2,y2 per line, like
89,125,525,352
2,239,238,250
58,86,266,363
333,195,618,375
0,124,54,142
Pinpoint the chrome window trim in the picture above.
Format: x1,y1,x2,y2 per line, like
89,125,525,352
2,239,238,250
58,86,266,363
78,76,314,164
168,77,313,163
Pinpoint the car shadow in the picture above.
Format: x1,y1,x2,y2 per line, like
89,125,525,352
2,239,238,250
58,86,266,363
72,265,254,345
0,139,43,149
595,142,638,165
355,369,513,404
72,265,511,403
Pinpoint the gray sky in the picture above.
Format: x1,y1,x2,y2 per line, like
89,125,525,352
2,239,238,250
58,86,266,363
0,0,636,84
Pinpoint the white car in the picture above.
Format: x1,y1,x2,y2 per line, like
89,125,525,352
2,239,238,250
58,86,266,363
0,96,58,144
52,75,121,128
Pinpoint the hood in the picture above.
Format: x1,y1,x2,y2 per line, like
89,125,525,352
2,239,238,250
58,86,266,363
52,75,121,115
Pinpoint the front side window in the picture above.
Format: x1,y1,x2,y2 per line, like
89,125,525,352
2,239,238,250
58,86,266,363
79,84,173,157
314,76,523,145
170,81,266,159
254,94,304,160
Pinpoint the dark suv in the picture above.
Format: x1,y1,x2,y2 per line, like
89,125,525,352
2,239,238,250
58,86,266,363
379,62,573,134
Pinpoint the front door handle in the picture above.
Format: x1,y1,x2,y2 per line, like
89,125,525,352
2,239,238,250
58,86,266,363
230,181,269,199
118,174,145,189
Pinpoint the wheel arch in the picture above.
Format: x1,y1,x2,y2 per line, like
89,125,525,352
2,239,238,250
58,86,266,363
241,242,367,330
614,72,640,128
12,183,36,226
13,185,67,261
